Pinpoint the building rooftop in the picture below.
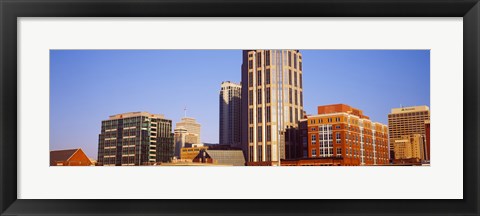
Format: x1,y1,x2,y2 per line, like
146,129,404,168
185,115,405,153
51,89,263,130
391,105,429,114
108,111,165,120
50,148,88,166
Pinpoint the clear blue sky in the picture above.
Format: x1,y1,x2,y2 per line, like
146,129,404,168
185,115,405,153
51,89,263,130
50,50,430,159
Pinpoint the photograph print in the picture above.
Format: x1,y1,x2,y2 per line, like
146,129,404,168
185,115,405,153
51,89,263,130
50,49,430,166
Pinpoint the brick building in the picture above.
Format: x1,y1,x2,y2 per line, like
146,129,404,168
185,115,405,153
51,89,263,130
305,104,389,166
50,148,93,166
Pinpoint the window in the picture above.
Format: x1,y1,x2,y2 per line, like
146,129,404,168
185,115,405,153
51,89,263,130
257,89,262,104
257,70,262,86
257,146,262,161
256,52,262,66
295,90,298,105
289,89,292,104
266,106,271,122
336,125,341,129
311,134,316,144
248,60,253,69
266,69,270,84
249,127,253,143
289,107,293,123
289,70,292,85
300,91,303,106
257,126,262,142
295,108,298,123
299,61,302,71
266,51,270,66
294,53,297,69
266,87,270,103
336,133,341,144
294,72,297,87
248,90,253,105
288,51,292,67
312,149,317,157
266,126,271,141
248,72,253,87
257,108,262,123
249,108,253,124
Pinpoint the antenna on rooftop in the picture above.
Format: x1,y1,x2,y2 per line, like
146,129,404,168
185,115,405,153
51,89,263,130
184,106,187,118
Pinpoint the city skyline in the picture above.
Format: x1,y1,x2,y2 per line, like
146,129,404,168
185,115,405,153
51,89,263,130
50,50,430,159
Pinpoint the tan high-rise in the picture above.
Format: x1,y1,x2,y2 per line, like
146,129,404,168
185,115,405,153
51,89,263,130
388,105,430,160
241,50,304,165
174,117,201,157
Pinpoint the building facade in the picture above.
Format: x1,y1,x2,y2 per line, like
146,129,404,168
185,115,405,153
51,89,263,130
241,50,304,166
393,134,426,160
97,112,174,166
219,81,242,148
306,104,389,166
174,117,201,157
388,106,430,161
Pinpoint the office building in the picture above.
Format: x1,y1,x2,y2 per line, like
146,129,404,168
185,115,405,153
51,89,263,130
97,112,174,166
393,134,425,161
219,81,242,148
174,117,201,157
241,50,304,166
306,104,389,166
388,105,430,160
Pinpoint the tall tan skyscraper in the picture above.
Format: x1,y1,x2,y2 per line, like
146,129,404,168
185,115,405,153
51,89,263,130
219,81,242,148
388,105,430,160
241,50,304,166
174,117,201,157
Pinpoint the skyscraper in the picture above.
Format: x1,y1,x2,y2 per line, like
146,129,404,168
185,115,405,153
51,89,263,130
388,105,430,161
97,112,174,166
219,81,242,148
174,117,201,157
241,50,304,166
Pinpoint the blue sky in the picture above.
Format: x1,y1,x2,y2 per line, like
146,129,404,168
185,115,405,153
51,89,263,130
50,50,430,159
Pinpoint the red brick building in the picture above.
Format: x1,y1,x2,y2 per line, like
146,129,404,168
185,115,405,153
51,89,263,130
305,104,389,166
50,148,93,166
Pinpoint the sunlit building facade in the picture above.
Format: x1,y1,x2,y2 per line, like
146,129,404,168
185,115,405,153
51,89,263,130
241,50,304,165
306,104,389,166
388,106,430,161
97,112,174,166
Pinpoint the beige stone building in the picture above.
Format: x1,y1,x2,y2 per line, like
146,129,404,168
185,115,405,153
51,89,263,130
394,134,425,160
174,117,201,157
388,105,430,159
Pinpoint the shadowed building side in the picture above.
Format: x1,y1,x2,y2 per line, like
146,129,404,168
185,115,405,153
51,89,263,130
219,81,242,148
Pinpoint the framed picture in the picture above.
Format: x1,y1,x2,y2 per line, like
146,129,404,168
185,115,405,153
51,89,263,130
1,0,479,215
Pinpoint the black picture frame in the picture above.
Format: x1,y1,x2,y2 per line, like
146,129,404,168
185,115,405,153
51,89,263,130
1,0,479,215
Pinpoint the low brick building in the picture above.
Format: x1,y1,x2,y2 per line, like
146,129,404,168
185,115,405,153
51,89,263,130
50,148,93,166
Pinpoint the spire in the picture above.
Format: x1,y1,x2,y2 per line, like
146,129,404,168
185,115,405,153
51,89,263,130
184,106,187,118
